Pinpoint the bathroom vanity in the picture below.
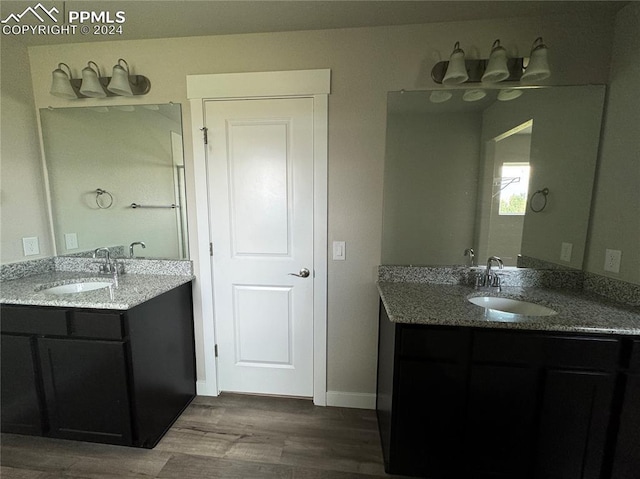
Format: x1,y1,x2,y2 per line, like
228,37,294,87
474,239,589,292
377,281,640,479
1,271,195,448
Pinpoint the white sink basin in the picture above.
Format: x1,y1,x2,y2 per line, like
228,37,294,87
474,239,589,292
40,281,113,295
468,296,557,318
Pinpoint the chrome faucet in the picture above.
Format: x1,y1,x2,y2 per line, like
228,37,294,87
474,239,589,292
475,256,504,290
129,241,146,258
93,247,112,272
464,248,475,267
93,247,119,285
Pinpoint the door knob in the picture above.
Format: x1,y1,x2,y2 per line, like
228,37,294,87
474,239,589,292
288,268,310,278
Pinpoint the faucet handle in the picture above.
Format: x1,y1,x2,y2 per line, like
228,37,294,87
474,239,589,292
91,261,109,274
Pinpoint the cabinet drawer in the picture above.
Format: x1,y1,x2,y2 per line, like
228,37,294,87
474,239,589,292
398,325,470,361
473,331,620,370
0,306,69,335
70,311,124,339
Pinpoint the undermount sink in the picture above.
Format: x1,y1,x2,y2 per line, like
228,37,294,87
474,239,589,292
39,281,113,295
468,296,557,318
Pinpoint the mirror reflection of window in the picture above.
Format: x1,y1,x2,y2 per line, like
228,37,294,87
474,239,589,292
485,120,533,266
498,163,531,215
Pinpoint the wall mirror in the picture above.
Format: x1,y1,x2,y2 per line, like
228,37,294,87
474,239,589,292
381,85,606,269
40,103,189,260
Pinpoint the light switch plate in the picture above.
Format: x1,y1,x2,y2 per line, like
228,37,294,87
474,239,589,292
22,236,40,256
604,249,622,273
333,241,346,261
560,242,573,262
64,233,79,250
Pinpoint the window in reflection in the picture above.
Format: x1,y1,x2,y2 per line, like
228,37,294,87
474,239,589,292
498,163,530,216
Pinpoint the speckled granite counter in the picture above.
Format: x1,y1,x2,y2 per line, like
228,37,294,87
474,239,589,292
378,282,640,336
0,271,194,310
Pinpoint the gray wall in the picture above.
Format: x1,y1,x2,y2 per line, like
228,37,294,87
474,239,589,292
0,38,53,262
586,2,640,285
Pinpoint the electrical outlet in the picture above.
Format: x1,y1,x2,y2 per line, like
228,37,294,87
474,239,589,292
64,233,79,250
22,237,40,256
560,242,573,262
604,249,622,273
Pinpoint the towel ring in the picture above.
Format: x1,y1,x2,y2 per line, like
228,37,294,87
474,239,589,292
529,187,549,213
95,188,113,209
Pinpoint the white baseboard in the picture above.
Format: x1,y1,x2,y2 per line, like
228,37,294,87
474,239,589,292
196,379,218,397
326,391,376,410
194,384,374,409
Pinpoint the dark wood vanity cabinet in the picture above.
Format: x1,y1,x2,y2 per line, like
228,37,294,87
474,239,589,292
377,301,635,479
0,282,196,448
0,334,43,435
38,337,133,444
468,331,619,479
611,340,640,478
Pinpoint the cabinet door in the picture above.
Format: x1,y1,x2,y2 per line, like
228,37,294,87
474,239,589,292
389,326,470,478
612,340,640,478
466,364,539,479
535,369,616,479
38,338,132,445
1,335,43,435
393,359,467,478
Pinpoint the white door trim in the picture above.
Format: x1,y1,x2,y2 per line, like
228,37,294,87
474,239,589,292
187,69,330,406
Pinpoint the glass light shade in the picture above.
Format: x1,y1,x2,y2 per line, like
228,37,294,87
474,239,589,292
50,67,77,99
107,64,133,96
429,90,453,103
497,89,524,101
79,65,107,98
481,41,509,83
442,42,469,85
521,38,550,83
462,89,486,102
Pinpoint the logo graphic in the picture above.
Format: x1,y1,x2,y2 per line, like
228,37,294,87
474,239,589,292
1,2,59,24
2,3,125,37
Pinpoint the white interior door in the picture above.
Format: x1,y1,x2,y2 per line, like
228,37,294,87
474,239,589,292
205,98,314,397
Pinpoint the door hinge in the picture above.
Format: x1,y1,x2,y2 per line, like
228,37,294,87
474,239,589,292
209,242,213,256
214,344,218,357
200,126,208,145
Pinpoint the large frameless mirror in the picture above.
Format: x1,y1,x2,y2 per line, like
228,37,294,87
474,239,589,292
382,85,606,269
39,103,189,260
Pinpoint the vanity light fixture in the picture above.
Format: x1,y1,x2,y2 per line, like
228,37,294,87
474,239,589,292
79,61,107,98
49,59,151,99
50,63,77,99
481,40,510,83
431,37,549,85
521,37,551,83
442,42,469,85
107,59,134,96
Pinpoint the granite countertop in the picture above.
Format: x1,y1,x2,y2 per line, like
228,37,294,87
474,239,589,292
0,271,194,310
378,282,640,335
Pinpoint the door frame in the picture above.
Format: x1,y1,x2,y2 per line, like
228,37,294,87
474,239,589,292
187,70,330,406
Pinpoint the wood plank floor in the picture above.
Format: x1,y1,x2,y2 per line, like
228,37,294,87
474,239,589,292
1,393,408,478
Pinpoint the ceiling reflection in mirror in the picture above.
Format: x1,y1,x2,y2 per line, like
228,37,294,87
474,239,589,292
381,85,606,269
40,103,189,260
